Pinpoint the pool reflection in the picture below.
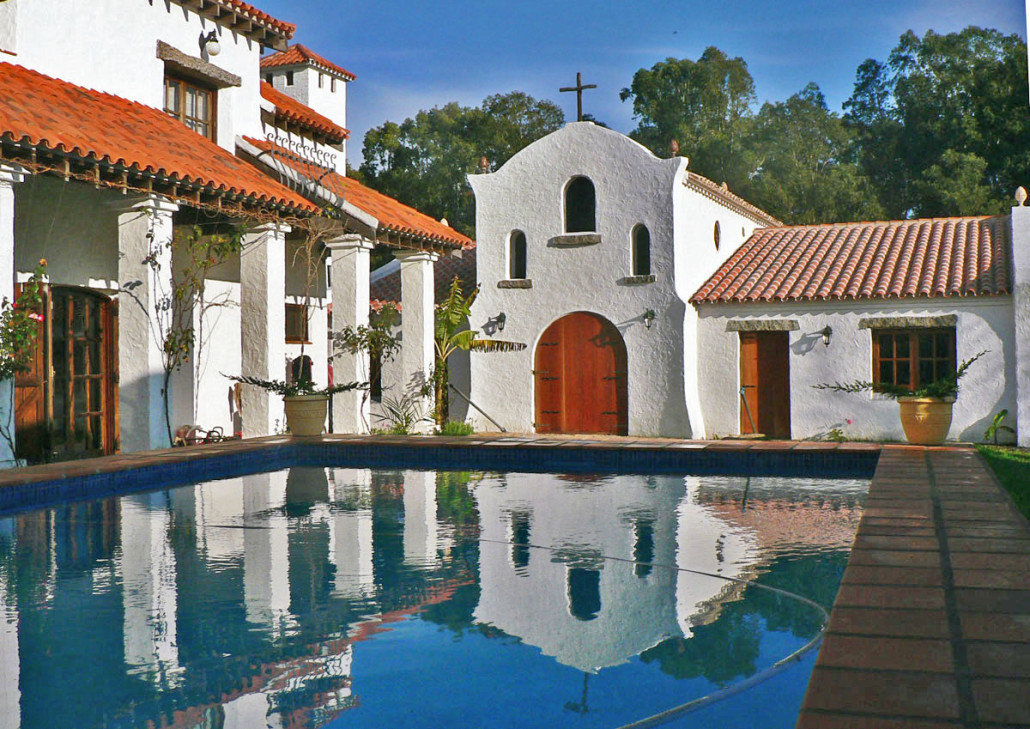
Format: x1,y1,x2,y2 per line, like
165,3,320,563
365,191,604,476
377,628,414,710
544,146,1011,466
0,469,866,729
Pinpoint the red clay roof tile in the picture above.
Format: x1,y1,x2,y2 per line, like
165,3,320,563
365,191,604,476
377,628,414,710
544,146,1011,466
172,0,295,40
260,82,349,143
690,217,1011,304
261,45,356,81
0,62,316,213
244,137,473,249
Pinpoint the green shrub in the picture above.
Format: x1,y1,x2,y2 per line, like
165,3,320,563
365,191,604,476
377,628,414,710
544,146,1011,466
438,420,475,436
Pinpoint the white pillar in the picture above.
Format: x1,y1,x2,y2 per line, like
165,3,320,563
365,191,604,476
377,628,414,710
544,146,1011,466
1011,196,1030,446
403,470,438,566
242,471,294,636
329,468,375,598
118,195,179,452
0,164,25,465
396,249,438,432
327,234,373,433
240,223,288,437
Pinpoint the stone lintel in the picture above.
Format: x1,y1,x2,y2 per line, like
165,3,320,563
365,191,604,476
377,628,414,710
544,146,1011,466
157,40,242,88
858,315,958,330
549,233,601,247
498,279,532,289
725,319,799,332
620,274,656,285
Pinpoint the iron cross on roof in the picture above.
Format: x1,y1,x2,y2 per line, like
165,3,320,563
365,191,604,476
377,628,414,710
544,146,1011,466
560,72,597,122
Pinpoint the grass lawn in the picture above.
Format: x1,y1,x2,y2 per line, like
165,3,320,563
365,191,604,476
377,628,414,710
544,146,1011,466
976,445,1030,520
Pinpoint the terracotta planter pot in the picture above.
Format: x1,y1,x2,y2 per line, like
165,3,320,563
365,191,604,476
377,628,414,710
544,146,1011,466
898,396,954,445
283,394,328,436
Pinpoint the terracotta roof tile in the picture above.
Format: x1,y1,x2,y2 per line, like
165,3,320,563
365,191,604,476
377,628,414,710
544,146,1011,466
260,82,348,142
369,248,478,310
690,217,1011,304
0,62,316,213
261,44,356,81
244,137,473,249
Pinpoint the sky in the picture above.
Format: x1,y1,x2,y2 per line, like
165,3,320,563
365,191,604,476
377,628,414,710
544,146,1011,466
254,0,1027,169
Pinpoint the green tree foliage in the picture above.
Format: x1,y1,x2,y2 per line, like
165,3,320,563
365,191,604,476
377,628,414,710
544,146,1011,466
747,84,884,224
844,27,1030,218
360,92,564,237
620,47,757,193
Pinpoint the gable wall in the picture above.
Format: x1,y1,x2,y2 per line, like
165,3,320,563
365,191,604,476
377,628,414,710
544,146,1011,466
468,123,692,435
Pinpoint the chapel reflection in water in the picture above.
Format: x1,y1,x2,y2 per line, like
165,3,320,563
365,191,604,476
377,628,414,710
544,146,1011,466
0,468,865,728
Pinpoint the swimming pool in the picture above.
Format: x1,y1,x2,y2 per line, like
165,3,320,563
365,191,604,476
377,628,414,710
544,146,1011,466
0,465,868,728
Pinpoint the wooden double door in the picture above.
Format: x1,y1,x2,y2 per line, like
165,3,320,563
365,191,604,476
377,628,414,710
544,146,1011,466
739,331,791,439
15,286,118,462
534,312,628,435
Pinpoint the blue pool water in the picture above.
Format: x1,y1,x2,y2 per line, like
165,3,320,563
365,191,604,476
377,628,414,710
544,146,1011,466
0,467,867,728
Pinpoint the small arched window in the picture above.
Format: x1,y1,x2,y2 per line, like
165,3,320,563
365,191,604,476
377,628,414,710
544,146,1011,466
509,230,527,279
632,224,651,276
714,221,722,250
564,176,596,233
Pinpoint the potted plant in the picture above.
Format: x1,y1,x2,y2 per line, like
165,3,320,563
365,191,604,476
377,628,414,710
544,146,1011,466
227,375,362,436
814,351,985,445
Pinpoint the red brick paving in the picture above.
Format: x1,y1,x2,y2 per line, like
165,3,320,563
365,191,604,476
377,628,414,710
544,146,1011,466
798,446,1030,729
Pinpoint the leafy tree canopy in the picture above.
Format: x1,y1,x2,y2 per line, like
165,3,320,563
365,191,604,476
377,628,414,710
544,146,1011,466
844,26,1030,218
359,92,564,238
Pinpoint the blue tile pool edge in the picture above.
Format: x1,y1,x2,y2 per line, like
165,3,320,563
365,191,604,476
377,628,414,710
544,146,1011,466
0,440,880,514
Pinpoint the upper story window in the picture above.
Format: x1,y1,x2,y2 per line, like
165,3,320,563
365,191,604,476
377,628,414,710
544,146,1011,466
509,230,527,279
564,176,596,233
632,224,651,276
318,73,324,89
331,78,337,93
285,303,309,344
285,71,295,86
714,221,722,250
873,328,956,391
265,73,274,85
164,76,215,140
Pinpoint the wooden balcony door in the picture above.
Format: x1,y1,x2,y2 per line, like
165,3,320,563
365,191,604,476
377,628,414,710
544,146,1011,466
15,287,118,463
534,312,627,435
739,331,791,439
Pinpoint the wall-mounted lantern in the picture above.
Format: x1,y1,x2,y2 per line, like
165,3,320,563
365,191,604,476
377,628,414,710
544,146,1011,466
199,30,221,56
821,325,832,347
496,312,507,332
643,309,656,330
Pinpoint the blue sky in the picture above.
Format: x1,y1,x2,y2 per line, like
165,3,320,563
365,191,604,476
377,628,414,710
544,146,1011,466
256,0,1027,168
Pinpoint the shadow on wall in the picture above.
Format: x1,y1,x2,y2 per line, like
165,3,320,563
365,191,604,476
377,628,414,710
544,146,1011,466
658,298,690,437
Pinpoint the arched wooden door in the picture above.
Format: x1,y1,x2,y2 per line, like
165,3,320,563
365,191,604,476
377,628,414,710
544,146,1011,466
534,312,627,435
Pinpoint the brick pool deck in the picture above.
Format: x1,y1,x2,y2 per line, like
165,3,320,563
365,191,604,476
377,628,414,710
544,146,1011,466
0,435,1026,728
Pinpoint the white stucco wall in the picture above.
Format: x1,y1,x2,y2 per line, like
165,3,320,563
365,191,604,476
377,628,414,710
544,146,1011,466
468,122,690,435
8,0,266,151
695,298,1017,442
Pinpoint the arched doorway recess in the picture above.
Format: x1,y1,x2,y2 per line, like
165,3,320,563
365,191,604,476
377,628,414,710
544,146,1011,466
534,312,627,435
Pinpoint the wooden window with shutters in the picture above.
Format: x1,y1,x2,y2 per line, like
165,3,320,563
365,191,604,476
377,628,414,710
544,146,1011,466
285,303,309,344
163,75,216,140
872,328,956,391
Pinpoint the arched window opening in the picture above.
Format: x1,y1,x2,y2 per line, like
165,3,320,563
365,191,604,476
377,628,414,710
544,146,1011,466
632,225,651,276
714,221,722,250
509,230,527,279
564,177,596,233
568,567,601,621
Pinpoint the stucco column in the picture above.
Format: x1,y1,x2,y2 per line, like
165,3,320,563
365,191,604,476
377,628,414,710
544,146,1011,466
1011,195,1030,446
240,223,289,438
0,163,26,465
395,249,438,432
327,234,373,433
118,195,179,452
402,470,438,566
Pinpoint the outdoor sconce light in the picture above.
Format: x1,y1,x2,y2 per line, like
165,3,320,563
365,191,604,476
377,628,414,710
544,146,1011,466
821,325,832,347
643,309,656,330
200,30,221,56
496,312,506,332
